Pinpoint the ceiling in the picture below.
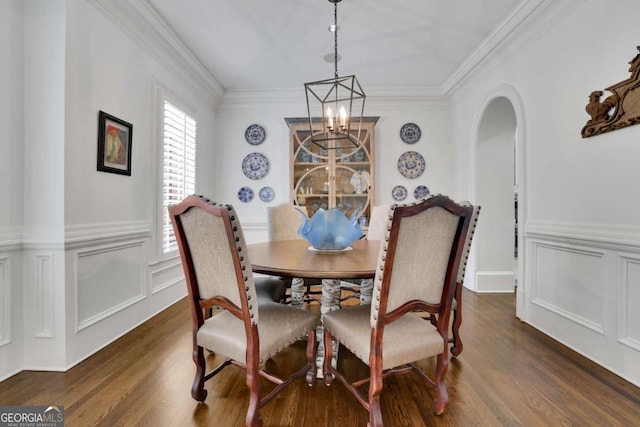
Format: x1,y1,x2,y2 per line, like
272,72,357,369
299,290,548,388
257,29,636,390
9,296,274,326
146,0,528,93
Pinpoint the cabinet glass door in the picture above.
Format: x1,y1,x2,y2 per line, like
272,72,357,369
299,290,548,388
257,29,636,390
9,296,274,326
287,117,377,226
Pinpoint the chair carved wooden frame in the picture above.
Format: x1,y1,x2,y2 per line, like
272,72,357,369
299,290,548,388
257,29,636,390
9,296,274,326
321,195,473,426
169,195,318,427
448,204,481,356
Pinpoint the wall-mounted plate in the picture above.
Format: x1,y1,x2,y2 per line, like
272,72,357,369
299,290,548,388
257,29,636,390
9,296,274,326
397,151,425,179
238,186,254,203
392,185,408,201
242,152,269,180
245,124,266,145
259,186,275,202
400,123,421,144
414,185,430,199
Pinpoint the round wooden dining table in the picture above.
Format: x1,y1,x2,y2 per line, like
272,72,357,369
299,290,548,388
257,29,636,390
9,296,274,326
248,238,380,377
248,239,380,281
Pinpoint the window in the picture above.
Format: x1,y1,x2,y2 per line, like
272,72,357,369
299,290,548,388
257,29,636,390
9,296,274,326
162,99,197,253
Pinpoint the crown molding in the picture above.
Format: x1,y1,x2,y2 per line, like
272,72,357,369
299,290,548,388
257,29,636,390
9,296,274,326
87,0,224,103
88,0,582,106
219,85,447,110
441,0,547,95
443,0,584,95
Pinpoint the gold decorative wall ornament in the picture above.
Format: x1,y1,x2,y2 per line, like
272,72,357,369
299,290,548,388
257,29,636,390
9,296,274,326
582,46,640,138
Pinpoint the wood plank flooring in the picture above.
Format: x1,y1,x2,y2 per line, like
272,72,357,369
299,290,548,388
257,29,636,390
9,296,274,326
1,290,639,426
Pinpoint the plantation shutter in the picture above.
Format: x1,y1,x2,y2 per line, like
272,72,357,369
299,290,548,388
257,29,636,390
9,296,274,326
162,100,197,253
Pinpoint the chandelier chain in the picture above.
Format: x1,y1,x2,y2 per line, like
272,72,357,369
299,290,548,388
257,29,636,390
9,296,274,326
334,1,338,79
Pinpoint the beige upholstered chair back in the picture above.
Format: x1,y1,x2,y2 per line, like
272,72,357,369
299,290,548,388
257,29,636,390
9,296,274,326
267,203,304,241
175,197,259,324
366,204,390,241
371,196,472,325
456,204,481,284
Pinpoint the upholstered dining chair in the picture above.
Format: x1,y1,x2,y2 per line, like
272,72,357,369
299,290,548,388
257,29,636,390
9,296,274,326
266,203,323,306
339,204,390,305
321,195,473,426
449,204,481,356
169,195,319,427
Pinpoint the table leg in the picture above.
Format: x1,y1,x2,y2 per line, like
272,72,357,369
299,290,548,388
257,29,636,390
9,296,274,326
317,279,342,377
359,278,373,304
315,326,338,378
321,279,341,314
291,277,305,308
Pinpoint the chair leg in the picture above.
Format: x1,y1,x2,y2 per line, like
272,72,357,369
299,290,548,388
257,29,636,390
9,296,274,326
191,346,208,402
432,353,449,415
451,282,463,357
306,328,318,385
245,362,262,427
368,363,384,427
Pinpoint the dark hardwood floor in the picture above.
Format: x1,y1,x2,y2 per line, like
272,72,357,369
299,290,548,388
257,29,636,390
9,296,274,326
1,290,639,426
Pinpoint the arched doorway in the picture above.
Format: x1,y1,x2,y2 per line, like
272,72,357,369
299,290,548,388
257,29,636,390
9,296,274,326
475,97,518,295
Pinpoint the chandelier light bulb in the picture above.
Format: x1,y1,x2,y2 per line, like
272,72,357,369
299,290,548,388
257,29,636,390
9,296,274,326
339,105,347,128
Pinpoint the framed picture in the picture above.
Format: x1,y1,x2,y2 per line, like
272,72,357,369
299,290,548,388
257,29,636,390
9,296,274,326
97,110,133,176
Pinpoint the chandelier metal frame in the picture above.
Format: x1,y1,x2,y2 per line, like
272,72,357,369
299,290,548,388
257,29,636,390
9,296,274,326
304,0,366,150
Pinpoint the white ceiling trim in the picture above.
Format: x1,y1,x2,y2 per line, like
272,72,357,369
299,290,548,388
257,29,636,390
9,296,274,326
441,0,547,95
219,85,447,109
87,0,576,105
87,0,224,102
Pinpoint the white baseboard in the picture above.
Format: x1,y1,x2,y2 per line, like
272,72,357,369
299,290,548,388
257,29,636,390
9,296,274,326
476,271,515,293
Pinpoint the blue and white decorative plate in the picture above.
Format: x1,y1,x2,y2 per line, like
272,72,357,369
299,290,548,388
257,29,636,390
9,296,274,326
258,186,275,202
414,185,430,199
311,202,320,211
238,186,254,203
242,152,269,180
245,124,266,145
400,123,421,144
392,185,408,201
397,151,425,179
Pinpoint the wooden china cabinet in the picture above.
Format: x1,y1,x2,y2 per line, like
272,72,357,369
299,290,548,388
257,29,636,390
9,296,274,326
285,117,378,226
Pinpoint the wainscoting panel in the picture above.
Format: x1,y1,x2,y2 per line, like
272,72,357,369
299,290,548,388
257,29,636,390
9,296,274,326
76,241,146,331
0,247,23,381
525,221,640,387
35,254,55,338
531,242,605,334
0,255,10,346
619,254,640,351
150,256,183,295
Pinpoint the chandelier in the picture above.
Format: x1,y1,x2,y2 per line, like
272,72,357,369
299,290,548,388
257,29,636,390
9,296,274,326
304,0,366,150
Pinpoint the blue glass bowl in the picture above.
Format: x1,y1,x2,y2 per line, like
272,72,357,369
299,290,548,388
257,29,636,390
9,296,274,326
297,207,364,251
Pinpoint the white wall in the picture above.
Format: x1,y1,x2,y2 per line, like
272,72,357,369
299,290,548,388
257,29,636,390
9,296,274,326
0,0,219,379
476,97,516,292
450,0,640,386
21,0,68,371
215,94,455,244
0,0,25,381
60,0,219,369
